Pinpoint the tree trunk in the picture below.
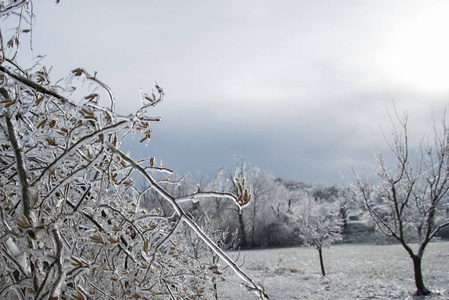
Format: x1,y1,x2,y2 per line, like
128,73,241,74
339,205,348,233
251,201,256,247
318,247,326,277
238,211,247,247
412,255,431,295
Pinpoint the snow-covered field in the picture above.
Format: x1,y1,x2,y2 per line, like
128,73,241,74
218,241,449,299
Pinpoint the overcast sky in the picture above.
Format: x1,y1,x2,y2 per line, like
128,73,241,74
22,1,449,184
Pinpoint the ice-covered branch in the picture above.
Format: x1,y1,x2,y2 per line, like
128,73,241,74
49,224,65,300
32,120,129,185
141,218,181,285
4,111,32,221
71,68,116,112
175,191,240,205
0,0,29,16
0,65,76,107
105,141,270,299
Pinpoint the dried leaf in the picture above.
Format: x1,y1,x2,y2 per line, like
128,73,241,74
143,238,149,253
1,98,16,108
90,232,105,245
45,136,57,146
144,95,154,102
237,182,243,194
57,127,68,135
71,289,86,300
48,119,57,128
70,256,90,268
37,118,47,129
108,236,119,243
17,215,32,229
72,68,84,77
35,96,45,106
70,256,82,266
83,115,97,120
84,94,99,102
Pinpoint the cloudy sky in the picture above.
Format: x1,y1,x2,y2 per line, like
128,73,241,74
22,1,449,184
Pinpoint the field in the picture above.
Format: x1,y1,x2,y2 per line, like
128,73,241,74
218,241,449,299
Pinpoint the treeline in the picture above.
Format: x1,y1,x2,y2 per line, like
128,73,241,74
141,159,359,249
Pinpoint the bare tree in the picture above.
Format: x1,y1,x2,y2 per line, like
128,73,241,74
226,157,281,247
350,111,449,295
0,1,269,299
288,195,343,277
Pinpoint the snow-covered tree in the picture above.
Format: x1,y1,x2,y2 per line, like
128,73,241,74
214,157,285,248
183,214,240,300
350,111,449,295
288,195,343,277
0,1,269,299
203,167,241,239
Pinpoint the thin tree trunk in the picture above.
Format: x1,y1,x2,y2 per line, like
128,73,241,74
318,247,326,277
251,202,256,247
412,255,431,295
238,211,247,247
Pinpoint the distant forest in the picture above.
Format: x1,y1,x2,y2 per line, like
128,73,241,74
142,159,449,249
141,160,364,249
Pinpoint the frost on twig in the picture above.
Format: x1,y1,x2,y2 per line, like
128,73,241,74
349,109,449,295
0,1,268,298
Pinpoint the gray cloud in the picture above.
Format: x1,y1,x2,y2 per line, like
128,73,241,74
25,1,449,184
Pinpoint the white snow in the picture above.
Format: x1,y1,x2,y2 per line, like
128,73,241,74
219,241,449,299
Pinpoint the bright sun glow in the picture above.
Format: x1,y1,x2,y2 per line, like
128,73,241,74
378,4,449,92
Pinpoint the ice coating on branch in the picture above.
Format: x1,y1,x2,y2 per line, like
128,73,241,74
0,2,268,298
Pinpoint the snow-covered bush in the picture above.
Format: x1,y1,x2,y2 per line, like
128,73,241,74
0,1,268,299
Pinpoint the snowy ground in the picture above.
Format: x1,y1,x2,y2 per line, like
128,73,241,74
218,241,449,299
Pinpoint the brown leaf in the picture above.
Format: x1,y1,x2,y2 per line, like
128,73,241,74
84,94,99,102
17,215,32,229
35,96,45,106
2,99,16,108
48,119,57,128
90,232,105,245
143,238,149,253
71,289,86,300
45,136,57,146
72,68,84,77
37,118,47,129
107,236,119,244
